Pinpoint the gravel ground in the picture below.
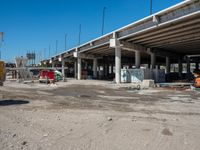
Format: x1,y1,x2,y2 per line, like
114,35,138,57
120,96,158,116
0,79,200,150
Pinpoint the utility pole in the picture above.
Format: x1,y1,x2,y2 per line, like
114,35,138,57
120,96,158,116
65,34,67,50
101,7,106,35
150,0,153,15
78,24,81,46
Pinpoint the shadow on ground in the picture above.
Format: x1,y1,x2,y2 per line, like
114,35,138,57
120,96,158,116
0,100,29,106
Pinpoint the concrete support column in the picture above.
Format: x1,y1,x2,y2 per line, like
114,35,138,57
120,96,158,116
115,47,121,84
61,60,65,81
77,58,82,80
151,53,156,69
166,57,170,74
111,63,114,74
103,63,106,77
178,57,183,78
106,63,109,76
195,62,199,70
52,62,55,68
187,57,191,74
135,51,141,69
148,63,151,69
93,58,97,78
74,61,77,78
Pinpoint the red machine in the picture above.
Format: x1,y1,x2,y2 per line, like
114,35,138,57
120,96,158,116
39,70,55,83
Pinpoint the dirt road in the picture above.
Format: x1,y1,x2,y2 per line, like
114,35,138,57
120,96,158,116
0,80,200,150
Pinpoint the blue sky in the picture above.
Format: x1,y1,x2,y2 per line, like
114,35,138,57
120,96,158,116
0,0,182,62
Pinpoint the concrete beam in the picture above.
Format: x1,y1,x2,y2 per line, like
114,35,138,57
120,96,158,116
118,0,200,39
74,52,101,60
127,19,200,42
152,49,181,58
120,41,146,52
147,32,200,47
134,24,200,44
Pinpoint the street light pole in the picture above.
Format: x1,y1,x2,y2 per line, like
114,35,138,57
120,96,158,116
49,45,51,58
0,32,4,60
65,34,67,50
101,7,106,35
55,40,58,55
150,0,153,15
78,24,81,46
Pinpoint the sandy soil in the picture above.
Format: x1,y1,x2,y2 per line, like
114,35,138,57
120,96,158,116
0,79,200,150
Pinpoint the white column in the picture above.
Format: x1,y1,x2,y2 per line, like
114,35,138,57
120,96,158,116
166,56,170,74
151,53,156,69
77,58,81,80
93,58,97,78
135,51,141,69
61,60,65,81
74,61,77,78
115,47,121,84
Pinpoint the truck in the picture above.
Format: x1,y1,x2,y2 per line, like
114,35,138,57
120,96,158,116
0,61,6,86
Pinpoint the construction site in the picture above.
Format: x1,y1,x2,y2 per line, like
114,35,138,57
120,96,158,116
1,0,200,149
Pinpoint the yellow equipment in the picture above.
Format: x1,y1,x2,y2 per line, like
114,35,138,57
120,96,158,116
0,61,6,86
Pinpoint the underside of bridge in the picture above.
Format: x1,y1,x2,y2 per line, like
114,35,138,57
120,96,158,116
43,0,200,84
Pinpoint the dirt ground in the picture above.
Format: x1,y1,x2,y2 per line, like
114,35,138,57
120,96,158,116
0,79,200,150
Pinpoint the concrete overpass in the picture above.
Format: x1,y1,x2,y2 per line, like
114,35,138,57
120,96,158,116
42,0,200,84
